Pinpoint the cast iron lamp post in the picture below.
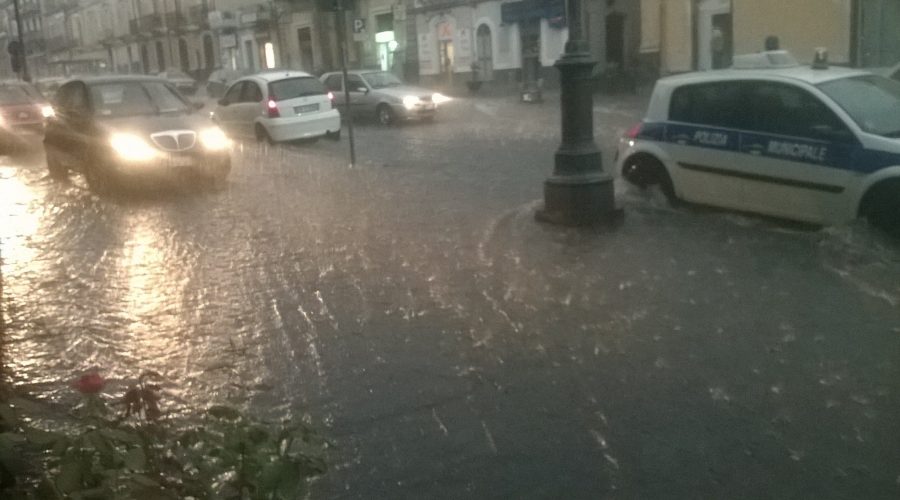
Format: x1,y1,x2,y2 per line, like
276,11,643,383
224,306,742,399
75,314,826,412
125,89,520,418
536,0,619,226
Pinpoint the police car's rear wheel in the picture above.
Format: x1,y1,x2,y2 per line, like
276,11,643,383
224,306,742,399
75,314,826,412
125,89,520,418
861,180,900,235
622,154,677,202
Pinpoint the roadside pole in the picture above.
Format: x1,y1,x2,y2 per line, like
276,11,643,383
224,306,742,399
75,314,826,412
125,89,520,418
335,0,357,167
12,0,30,82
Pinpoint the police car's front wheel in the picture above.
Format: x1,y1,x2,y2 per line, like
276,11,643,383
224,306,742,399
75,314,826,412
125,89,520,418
621,154,677,203
860,179,900,235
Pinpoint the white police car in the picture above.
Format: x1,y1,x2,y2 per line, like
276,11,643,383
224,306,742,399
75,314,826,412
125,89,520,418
617,50,900,232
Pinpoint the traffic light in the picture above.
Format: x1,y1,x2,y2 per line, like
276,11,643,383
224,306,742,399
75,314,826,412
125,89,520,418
7,41,23,73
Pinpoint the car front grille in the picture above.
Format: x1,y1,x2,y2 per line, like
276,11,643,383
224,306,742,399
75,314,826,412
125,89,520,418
150,130,197,151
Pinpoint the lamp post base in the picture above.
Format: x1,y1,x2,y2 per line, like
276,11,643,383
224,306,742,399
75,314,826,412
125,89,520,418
535,172,621,227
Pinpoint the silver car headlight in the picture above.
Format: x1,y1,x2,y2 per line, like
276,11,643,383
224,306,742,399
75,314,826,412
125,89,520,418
402,95,419,110
109,133,159,162
199,127,231,151
432,93,451,105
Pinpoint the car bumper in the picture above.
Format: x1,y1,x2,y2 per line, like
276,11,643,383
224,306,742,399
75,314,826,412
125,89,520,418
264,110,341,142
111,151,230,186
393,103,436,120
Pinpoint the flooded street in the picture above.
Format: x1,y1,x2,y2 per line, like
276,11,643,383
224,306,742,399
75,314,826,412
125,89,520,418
2,96,900,498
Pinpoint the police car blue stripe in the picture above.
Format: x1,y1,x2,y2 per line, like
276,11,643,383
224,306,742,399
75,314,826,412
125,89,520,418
636,121,900,174
678,162,845,193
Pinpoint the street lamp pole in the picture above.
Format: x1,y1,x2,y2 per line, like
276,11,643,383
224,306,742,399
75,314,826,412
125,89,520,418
536,0,618,226
12,0,30,82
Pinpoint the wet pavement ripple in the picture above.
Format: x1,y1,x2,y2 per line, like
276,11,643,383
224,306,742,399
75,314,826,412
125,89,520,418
1,96,899,498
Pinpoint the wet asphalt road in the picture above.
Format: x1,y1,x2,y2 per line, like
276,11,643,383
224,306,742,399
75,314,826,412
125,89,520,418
1,94,900,499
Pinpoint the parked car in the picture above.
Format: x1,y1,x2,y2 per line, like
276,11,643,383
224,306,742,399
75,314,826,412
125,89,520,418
212,70,341,143
0,80,54,152
158,68,198,96
44,76,231,191
617,50,900,232
206,68,247,99
320,70,450,125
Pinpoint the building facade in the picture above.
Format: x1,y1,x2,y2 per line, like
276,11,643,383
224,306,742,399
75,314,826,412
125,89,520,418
637,0,876,77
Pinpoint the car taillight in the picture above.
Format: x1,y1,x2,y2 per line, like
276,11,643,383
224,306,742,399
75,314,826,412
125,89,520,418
625,123,643,139
267,99,280,118
327,91,335,109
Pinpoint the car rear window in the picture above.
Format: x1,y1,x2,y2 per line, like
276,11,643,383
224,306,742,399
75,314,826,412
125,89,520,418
269,77,326,101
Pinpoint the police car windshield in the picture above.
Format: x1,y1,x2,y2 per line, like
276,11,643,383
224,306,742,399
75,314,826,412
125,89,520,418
817,75,900,138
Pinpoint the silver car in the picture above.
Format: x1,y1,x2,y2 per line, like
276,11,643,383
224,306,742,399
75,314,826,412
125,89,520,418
320,70,450,125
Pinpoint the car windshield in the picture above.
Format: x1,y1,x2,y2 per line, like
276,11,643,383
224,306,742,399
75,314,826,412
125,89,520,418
0,85,37,104
90,81,189,117
362,72,403,89
269,77,326,101
817,75,900,137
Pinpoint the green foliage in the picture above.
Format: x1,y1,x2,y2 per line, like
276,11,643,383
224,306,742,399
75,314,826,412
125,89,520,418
0,372,327,499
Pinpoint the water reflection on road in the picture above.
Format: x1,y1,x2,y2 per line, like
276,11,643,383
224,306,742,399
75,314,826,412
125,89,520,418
1,100,899,499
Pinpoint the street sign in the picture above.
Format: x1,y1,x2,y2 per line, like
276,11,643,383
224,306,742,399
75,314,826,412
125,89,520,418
353,18,366,34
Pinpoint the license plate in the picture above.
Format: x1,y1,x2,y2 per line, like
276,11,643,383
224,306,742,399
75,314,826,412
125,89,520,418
294,104,319,114
168,155,194,167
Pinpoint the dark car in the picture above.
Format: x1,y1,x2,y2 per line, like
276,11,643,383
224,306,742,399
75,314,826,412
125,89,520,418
158,68,198,96
206,68,247,99
44,76,231,192
0,81,53,151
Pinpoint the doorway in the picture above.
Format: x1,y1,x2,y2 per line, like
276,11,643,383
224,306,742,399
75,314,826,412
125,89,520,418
476,24,493,81
519,18,540,87
297,27,314,72
178,38,190,72
203,34,215,70
698,0,732,70
155,41,166,71
605,13,625,69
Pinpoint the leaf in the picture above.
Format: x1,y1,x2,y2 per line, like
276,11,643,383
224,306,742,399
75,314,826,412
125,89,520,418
8,397,45,415
99,428,141,444
246,425,270,445
130,473,160,487
0,404,16,426
208,405,241,421
56,459,83,493
25,426,63,448
124,447,147,471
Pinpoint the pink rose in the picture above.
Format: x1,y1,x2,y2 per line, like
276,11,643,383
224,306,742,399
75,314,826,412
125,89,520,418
72,372,106,394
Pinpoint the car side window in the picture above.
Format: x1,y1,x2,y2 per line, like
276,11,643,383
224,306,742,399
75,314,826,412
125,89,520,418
346,74,365,92
223,82,244,105
746,82,850,141
324,75,342,92
669,82,747,130
241,82,263,103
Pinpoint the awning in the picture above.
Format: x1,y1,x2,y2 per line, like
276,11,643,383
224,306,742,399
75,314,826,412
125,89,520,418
500,0,565,24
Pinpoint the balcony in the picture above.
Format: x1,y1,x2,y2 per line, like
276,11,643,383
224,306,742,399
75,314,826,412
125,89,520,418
162,6,209,32
46,35,73,53
128,14,164,36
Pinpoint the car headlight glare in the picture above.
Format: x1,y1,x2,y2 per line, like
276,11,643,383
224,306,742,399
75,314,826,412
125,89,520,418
41,105,55,118
109,133,159,162
199,127,231,151
402,95,419,110
432,93,451,105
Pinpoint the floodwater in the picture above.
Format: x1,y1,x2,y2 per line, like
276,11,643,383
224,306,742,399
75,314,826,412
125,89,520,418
1,97,899,498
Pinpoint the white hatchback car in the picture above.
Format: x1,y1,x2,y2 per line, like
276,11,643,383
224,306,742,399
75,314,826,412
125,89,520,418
618,51,900,232
213,71,341,143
